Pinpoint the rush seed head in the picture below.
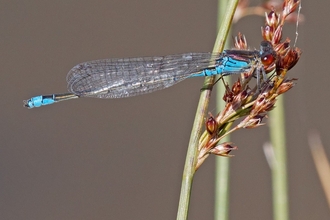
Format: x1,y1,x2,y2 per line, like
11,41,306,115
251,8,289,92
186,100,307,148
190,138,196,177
195,0,302,169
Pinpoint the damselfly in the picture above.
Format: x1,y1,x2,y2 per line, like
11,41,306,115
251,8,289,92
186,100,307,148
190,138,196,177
24,41,276,108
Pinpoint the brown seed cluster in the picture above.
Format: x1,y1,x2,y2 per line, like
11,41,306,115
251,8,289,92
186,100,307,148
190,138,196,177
196,0,301,170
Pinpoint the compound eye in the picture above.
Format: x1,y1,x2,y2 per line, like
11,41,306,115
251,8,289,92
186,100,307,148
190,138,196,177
261,53,275,66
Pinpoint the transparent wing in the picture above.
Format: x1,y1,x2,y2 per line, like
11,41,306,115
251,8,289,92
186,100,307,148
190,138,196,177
66,53,220,99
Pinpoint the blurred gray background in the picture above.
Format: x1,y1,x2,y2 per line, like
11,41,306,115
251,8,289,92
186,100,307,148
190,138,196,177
1,0,328,219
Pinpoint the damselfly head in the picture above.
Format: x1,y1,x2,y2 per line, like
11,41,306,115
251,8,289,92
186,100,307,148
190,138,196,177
259,41,277,71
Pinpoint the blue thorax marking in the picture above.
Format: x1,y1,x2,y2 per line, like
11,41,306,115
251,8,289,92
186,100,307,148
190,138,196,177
190,56,251,77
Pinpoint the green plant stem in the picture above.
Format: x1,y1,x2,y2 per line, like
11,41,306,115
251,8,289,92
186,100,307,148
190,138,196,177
215,0,231,219
176,1,239,220
269,96,289,220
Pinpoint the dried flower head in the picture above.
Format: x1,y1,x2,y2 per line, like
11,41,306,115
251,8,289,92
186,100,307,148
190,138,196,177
195,0,302,170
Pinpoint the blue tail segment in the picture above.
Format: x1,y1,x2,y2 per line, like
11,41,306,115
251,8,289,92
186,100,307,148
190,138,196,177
24,93,78,109
24,95,55,108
